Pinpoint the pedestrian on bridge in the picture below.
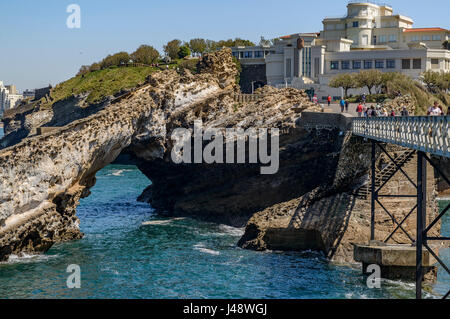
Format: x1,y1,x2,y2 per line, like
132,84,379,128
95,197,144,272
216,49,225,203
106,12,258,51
327,95,332,106
356,103,363,117
401,106,409,117
340,98,346,113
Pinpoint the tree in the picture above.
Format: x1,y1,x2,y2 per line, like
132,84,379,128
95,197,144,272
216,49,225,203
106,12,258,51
355,70,383,95
205,40,218,53
421,70,449,93
178,45,191,59
233,38,255,47
164,39,182,60
77,65,90,76
100,52,130,69
214,38,255,48
189,38,207,56
131,45,160,65
271,38,282,45
89,63,101,72
443,40,450,50
329,73,357,98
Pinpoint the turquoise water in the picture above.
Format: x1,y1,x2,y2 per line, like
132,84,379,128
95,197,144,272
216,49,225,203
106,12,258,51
0,163,448,299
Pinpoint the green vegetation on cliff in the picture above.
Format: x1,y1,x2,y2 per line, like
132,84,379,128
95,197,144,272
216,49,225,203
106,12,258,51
41,65,159,108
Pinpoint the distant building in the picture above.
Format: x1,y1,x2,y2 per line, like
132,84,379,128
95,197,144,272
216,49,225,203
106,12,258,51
34,85,52,101
22,89,35,100
0,81,23,116
232,2,450,98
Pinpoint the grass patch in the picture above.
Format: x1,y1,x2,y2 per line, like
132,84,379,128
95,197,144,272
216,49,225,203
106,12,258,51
41,65,160,108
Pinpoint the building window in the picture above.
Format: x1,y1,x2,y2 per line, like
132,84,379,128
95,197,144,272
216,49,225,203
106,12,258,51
244,51,253,58
364,60,373,69
286,58,292,78
413,59,421,69
239,52,244,59
254,51,264,58
386,59,396,69
402,59,411,69
389,34,397,42
362,35,369,45
432,34,442,41
353,60,361,69
422,35,431,41
431,58,439,69
232,52,239,58
330,61,339,70
353,21,359,28
375,60,384,68
379,35,387,43
411,35,419,42
341,61,350,70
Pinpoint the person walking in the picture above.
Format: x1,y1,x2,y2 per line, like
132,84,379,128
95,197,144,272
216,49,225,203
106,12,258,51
429,102,442,116
345,100,349,113
327,95,332,107
382,108,388,117
312,94,318,105
340,98,346,113
400,106,409,117
356,103,363,117
390,109,396,117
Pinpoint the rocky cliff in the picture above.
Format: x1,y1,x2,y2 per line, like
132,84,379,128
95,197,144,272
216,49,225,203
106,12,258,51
0,49,442,264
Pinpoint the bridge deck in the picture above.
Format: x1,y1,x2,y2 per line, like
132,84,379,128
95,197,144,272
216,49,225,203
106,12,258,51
352,116,449,158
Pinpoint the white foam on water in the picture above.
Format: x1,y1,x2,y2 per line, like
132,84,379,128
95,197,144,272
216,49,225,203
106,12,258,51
193,243,220,256
108,169,134,177
218,224,245,237
142,220,172,226
141,217,186,226
2,253,59,265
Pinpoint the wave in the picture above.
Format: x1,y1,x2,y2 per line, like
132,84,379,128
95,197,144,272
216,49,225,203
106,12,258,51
1,253,59,265
141,217,186,226
218,224,245,237
193,243,220,255
107,169,135,177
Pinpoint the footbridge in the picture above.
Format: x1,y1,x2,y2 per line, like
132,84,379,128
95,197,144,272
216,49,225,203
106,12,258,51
352,116,449,299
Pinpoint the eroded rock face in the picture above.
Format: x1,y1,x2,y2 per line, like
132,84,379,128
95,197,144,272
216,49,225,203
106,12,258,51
238,141,441,263
0,49,240,260
0,48,323,260
0,48,441,264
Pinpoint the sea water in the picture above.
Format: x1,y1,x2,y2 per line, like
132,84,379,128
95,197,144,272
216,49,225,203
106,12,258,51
0,162,448,299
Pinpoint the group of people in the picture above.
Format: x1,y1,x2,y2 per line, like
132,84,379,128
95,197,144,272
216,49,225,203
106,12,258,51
353,101,400,117
427,101,449,116
311,94,450,117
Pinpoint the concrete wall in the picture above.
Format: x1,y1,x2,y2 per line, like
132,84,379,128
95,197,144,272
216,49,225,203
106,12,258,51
239,64,267,93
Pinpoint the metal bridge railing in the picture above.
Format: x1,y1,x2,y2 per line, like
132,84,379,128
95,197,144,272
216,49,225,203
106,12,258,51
352,116,450,158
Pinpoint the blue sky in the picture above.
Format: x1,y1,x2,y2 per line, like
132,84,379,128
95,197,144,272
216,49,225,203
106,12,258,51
0,0,449,92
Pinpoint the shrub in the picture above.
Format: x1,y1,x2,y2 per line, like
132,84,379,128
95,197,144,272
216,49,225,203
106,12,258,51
178,59,198,73
178,45,191,59
131,45,160,65
100,52,130,69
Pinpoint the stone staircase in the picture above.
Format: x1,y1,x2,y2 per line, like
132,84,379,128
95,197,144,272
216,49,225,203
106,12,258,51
356,150,416,199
